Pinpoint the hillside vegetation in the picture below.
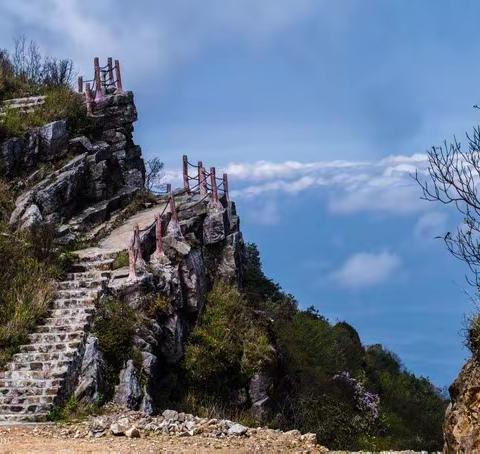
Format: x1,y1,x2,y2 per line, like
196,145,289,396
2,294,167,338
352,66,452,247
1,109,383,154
178,244,447,451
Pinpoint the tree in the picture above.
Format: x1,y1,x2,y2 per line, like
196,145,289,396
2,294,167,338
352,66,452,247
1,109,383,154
415,127,480,287
145,158,164,192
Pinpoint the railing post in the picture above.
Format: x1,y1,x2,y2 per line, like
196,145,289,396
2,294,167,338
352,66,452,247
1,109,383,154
128,235,137,281
133,224,146,268
85,83,93,116
197,161,203,194
210,167,219,204
223,173,229,201
94,57,103,102
107,57,114,92
199,166,207,196
77,76,83,93
166,183,171,194
154,214,166,260
182,155,190,194
114,59,123,93
169,192,178,223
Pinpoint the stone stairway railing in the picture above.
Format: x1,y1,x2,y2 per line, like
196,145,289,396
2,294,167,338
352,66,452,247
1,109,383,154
0,254,114,423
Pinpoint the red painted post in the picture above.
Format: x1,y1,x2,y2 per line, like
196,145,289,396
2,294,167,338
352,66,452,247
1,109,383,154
94,57,103,102
182,155,190,194
223,173,229,201
107,57,114,91
210,167,218,204
114,59,123,93
85,83,93,116
128,240,137,281
77,76,83,93
154,214,165,260
133,224,146,268
169,192,178,223
199,166,207,196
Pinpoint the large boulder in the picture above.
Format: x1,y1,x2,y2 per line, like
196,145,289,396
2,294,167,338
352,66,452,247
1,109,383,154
444,358,480,452
113,360,143,410
74,335,107,404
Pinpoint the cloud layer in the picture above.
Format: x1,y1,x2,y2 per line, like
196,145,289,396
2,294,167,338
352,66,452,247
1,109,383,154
331,251,401,289
226,153,429,215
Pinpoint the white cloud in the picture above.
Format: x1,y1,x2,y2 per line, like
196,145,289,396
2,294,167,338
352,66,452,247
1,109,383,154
331,252,401,289
226,153,430,215
414,212,448,239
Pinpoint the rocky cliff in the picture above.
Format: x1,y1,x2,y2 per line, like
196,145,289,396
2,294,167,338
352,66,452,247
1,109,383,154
3,91,145,241
444,358,480,452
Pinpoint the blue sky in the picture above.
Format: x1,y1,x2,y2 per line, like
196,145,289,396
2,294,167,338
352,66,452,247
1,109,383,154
2,0,479,387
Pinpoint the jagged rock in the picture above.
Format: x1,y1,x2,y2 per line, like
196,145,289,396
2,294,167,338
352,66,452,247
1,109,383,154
38,120,67,157
74,335,107,405
1,137,24,177
203,208,228,245
249,369,274,423
19,203,43,229
113,360,142,410
217,231,244,283
110,417,130,435
125,426,140,438
162,409,179,421
228,423,248,436
180,249,206,313
444,357,480,452
160,314,185,364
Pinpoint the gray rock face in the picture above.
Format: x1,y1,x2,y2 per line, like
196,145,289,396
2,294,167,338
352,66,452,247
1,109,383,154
74,335,107,405
249,369,274,423
113,360,143,410
38,120,68,156
203,208,228,245
5,91,146,242
19,203,43,229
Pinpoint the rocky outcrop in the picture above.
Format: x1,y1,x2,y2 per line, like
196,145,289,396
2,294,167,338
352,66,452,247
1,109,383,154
444,357,480,452
5,92,145,242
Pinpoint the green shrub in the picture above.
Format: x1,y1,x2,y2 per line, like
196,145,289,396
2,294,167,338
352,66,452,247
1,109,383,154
183,282,273,394
93,296,138,396
112,250,129,270
0,86,89,140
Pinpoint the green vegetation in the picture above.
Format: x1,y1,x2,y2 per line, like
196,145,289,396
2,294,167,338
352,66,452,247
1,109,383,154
0,37,89,141
181,243,447,451
0,180,70,367
48,395,103,422
92,297,139,396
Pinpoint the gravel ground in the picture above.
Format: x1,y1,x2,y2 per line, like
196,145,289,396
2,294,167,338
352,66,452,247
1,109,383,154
0,424,325,453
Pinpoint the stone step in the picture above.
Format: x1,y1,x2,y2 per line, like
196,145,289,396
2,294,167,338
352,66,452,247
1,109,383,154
28,331,85,344
41,315,91,326
0,386,60,398
70,259,114,272
8,360,71,372
13,351,75,363
0,403,51,415
1,394,55,406
36,322,88,333
57,278,107,290
19,341,81,354
65,271,111,280
0,413,49,422
55,288,99,299
48,307,94,318
0,378,62,389
0,367,68,380
52,299,94,309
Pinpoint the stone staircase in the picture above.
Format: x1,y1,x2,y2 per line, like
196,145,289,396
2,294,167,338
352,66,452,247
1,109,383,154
0,255,114,423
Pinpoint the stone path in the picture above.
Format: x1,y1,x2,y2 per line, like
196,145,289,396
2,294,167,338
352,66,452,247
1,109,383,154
76,201,169,260
0,256,113,423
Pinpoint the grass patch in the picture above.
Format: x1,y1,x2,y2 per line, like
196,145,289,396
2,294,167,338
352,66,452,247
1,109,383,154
48,395,104,422
112,250,129,270
92,297,138,397
0,86,90,141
